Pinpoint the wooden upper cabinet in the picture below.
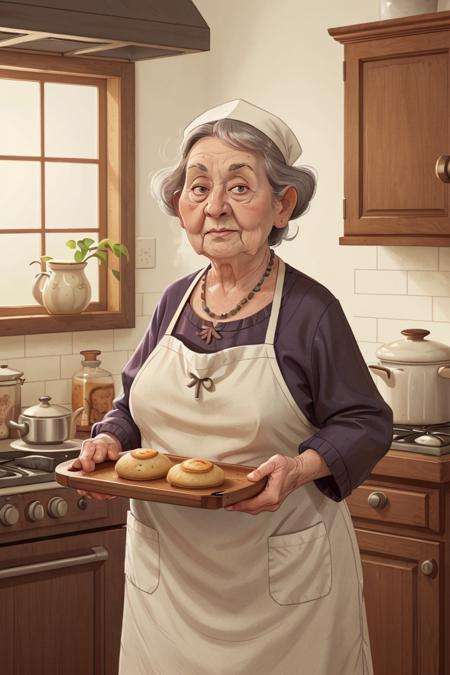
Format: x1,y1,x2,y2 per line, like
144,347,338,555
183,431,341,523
330,11,450,246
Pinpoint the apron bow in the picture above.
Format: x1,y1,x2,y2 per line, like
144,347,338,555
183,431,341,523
186,372,214,399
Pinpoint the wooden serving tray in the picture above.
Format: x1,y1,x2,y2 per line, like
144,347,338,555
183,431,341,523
55,452,268,509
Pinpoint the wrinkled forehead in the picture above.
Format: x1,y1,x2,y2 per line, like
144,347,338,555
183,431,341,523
186,136,263,174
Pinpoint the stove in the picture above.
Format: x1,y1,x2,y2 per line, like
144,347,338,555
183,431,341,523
0,438,82,489
391,422,450,456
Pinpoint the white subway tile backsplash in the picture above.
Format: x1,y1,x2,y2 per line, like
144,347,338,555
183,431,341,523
355,270,407,295
73,330,114,354
61,354,83,380
136,293,144,317
98,351,129,375
21,380,46,406
25,332,72,357
378,318,450,344
0,336,25,359
350,294,432,320
439,247,450,270
378,246,438,270
142,292,162,317
7,356,59,382
114,316,150,351
408,271,450,297
355,341,383,365
45,378,72,405
348,316,377,341
433,297,450,323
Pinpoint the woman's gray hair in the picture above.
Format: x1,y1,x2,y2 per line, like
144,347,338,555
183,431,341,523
150,118,317,246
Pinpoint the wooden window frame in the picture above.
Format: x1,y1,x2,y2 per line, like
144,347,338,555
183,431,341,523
0,50,135,337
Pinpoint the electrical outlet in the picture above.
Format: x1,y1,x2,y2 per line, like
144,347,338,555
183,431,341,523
136,237,156,269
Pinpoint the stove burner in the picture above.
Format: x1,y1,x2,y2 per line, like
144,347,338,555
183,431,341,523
393,422,450,448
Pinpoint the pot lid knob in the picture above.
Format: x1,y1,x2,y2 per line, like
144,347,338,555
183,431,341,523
401,328,430,341
39,395,51,407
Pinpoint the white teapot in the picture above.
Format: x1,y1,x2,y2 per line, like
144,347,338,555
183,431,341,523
32,260,91,315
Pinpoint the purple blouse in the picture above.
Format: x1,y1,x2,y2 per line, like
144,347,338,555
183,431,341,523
92,260,393,502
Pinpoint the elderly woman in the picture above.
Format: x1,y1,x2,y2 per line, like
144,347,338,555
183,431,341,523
71,99,392,675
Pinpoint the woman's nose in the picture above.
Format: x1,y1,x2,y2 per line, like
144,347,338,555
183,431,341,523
204,188,231,218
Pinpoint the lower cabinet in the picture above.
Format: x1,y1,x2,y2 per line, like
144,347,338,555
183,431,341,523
0,526,126,675
346,454,449,675
355,528,441,675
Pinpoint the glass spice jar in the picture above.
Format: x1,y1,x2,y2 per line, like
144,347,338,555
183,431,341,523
71,350,115,433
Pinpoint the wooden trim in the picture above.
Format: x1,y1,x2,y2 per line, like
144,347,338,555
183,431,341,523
0,51,135,335
329,9,450,44
339,235,450,246
371,449,450,484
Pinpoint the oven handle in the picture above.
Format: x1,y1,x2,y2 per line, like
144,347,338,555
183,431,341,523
0,545,108,580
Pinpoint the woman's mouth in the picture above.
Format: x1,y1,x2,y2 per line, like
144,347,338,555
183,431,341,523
207,230,237,237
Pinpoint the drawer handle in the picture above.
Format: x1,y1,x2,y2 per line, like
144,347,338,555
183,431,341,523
421,559,437,577
435,154,450,183
0,545,108,580
367,491,388,509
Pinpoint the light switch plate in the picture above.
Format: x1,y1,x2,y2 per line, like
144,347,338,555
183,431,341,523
136,237,156,269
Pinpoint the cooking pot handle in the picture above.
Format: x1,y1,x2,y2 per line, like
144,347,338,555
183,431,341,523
70,406,85,438
437,365,450,379
368,365,392,383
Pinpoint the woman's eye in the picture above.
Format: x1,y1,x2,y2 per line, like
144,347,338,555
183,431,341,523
230,185,248,194
191,185,208,195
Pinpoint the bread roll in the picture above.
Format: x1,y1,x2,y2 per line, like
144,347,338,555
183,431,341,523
115,448,172,480
166,457,225,489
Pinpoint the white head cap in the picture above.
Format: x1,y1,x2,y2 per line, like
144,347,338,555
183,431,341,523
182,98,302,166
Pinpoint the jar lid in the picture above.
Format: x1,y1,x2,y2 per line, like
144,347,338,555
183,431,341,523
80,349,101,366
0,364,24,382
22,395,71,418
376,328,450,364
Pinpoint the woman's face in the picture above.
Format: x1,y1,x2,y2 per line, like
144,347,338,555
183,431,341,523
173,136,295,259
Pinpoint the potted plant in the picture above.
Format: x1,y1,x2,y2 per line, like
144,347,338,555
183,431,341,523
30,237,129,315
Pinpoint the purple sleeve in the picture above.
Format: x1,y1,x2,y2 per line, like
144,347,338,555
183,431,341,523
90,292,169,449
298,298,394,502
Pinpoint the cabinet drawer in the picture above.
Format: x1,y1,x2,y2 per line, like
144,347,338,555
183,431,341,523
346,483,441,532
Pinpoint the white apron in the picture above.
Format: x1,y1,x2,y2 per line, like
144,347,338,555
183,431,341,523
120,257,374,675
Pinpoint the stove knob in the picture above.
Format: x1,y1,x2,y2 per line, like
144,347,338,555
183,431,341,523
47,497,68,519
0,503,20,526
27,501,45,522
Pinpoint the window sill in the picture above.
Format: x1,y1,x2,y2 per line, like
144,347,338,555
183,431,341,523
0,308,135,337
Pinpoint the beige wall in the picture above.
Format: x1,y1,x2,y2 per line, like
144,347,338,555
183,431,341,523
2,0,449,410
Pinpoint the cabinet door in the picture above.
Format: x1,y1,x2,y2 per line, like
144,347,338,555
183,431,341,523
343,31,450,244
355,528,442,675
0,527,125,675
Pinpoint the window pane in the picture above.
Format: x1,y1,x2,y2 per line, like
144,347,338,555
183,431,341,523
0,78,40,156
45,232,99,302
0,160,41,229
0,233,41,306
45,162,98,228
44,82,98,159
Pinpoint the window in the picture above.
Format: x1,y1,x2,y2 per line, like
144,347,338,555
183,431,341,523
0,51,135,336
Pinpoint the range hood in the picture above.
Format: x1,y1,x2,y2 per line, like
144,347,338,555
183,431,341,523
0,0,210,61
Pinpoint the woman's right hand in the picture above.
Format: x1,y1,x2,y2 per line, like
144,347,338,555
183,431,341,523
69,433,122,501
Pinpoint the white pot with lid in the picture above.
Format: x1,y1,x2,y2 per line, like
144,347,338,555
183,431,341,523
368,328,450,425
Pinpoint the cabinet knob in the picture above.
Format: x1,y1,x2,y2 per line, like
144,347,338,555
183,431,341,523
435,155,450,183
421,559,437,576
0,504,20,526
47,497,68,519
367,491,388,509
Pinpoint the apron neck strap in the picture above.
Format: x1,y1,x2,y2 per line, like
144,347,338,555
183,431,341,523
164,255,285,341
264,257,285,346
165,266,207,336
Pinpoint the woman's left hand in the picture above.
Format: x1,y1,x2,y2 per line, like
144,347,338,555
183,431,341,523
224,449,331,515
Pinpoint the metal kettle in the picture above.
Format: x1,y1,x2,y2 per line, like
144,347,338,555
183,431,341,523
8,395,84,444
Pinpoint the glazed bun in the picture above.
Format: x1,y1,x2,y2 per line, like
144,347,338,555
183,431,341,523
115,448,173,480
166,457,225,489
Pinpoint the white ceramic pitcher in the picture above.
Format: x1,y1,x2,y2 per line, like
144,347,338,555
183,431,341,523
32,260,91,315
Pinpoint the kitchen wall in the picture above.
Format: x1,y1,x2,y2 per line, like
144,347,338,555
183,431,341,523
2,0,450,409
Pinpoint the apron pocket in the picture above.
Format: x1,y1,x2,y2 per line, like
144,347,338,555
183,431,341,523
268,520,331,606
124,510,160,594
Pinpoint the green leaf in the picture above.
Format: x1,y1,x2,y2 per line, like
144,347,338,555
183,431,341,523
94,251,107,263
41,255,53,262
74,250,84,262
82,238,95,248
97,238,112,251
111,269,121,281
116,243,129,260
66,240,77,249
111,243,122,258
